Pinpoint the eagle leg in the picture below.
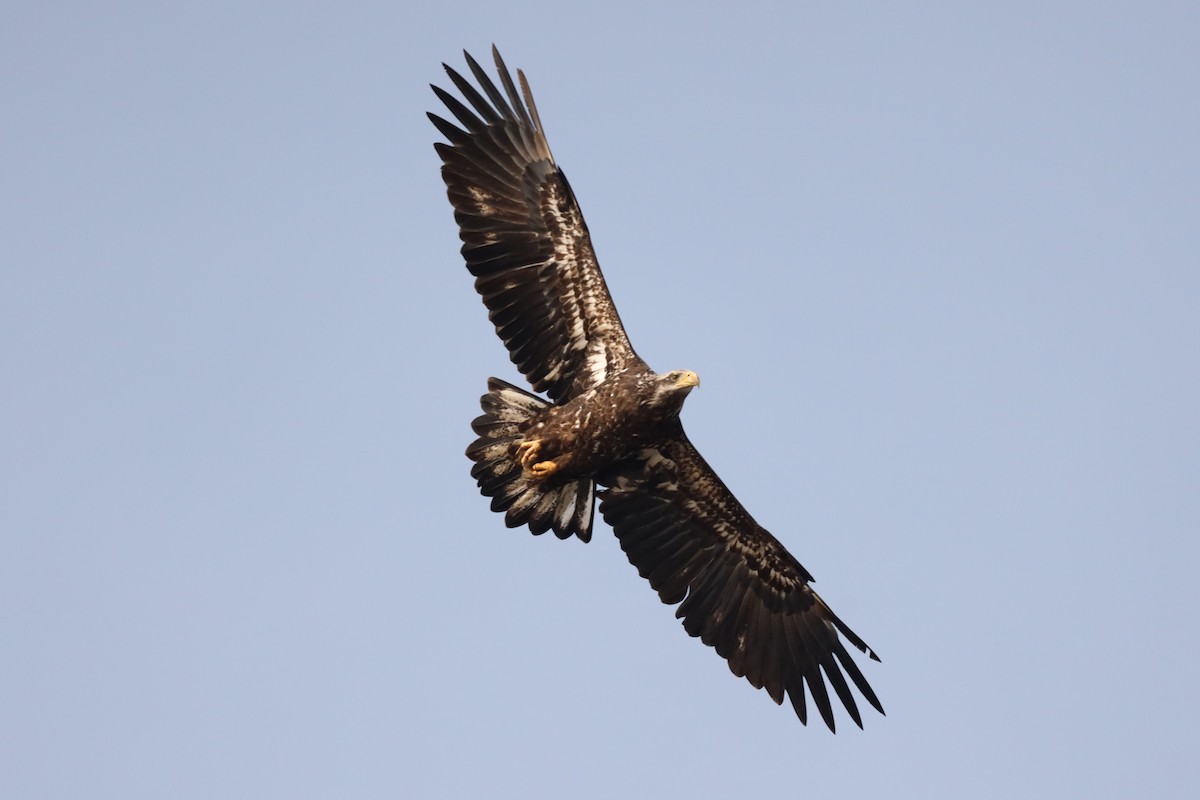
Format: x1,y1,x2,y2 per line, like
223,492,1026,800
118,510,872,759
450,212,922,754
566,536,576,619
515,439,542,468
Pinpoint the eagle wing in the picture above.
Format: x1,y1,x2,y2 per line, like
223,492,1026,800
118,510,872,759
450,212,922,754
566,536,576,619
599,433,884,731
429,48,640,403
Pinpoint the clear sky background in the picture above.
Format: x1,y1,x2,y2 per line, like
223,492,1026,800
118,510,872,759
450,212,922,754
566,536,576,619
4,2,1198,797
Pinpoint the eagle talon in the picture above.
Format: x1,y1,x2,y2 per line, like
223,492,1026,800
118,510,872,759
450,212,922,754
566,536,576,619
530,460,559,479
515,439,542,468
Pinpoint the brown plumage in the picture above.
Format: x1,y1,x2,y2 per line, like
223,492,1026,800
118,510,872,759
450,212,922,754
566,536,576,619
431,46,884,731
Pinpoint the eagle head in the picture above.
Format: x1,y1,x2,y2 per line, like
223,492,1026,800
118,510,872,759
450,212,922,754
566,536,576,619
648,369,700,410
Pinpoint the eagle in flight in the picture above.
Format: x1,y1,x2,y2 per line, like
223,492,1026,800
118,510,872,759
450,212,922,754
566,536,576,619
430,47,884,731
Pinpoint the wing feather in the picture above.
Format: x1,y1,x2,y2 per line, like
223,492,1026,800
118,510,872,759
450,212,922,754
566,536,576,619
598,434,884,731
431,47,640,402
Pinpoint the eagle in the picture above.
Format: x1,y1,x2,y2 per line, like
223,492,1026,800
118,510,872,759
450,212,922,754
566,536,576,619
429,47,884,731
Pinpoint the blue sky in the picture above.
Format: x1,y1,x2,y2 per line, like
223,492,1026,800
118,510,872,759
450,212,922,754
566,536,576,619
4,1,1199,797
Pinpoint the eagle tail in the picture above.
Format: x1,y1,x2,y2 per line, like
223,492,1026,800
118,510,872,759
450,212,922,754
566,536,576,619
466,378,595,542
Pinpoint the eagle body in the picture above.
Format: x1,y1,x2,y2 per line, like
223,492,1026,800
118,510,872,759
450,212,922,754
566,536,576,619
514,367,699,483
432,47,885,732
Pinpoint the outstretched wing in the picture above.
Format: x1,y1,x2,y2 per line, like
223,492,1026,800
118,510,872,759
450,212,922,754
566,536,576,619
429,47,640,403
598,434,884,732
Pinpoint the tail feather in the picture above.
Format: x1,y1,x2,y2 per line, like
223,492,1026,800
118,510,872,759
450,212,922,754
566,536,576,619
466,377,595,542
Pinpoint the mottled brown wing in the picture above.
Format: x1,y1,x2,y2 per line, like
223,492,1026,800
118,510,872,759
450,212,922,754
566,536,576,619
598,433,884,731
429,47,641,403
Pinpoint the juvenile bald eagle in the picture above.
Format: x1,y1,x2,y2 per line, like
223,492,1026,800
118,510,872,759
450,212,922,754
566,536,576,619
430,47,884,731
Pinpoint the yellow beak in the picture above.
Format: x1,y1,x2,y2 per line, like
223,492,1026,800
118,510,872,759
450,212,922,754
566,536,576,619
674,370,700,389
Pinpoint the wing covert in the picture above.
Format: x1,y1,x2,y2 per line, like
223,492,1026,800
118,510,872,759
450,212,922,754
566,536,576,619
598,434,884,731
430,47,640,403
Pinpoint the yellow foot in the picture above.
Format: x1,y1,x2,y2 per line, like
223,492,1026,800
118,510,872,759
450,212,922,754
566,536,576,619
515,439,542,468
530,460,559,479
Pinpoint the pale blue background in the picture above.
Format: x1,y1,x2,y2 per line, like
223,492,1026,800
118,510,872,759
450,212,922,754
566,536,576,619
4,2,1198,797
